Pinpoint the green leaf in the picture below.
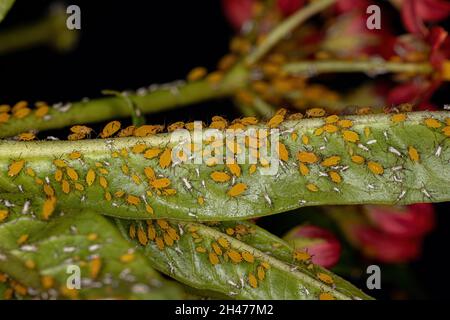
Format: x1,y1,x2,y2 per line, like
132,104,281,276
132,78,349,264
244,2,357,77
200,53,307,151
0,0,14,23
1,111,449,221
0,196,184,299
116,218,372,300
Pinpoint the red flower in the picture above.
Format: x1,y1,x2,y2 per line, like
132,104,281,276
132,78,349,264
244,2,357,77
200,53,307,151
352,225,422,263
365,204,435,238
284,225,341,268
221,0,254,30
400,0,450,35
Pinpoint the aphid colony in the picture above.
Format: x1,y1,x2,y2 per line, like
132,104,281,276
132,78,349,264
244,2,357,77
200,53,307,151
1,109,450,221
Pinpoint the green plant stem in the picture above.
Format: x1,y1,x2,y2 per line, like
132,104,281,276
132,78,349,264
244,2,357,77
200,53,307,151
0,5,78,54
0,0,15,23
283,60,434,75
0,65,249,138
245,0,337,65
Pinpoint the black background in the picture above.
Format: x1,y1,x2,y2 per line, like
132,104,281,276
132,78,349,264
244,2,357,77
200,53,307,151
1,0,449,299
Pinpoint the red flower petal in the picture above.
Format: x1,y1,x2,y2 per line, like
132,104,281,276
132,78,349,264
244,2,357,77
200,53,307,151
221,0,254,30
277,0,306,16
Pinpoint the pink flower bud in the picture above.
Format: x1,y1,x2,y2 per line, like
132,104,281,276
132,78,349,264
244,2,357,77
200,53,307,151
284,225,341,268
365,204,435,238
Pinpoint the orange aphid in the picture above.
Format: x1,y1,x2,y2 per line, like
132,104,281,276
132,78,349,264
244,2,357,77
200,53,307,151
248,273,258,288
211,171,231,182
351,155,365,164
0,209,9,222
41,276,54,289
408,146,420,162
118,125,136,137
297,152,318,164
227,183,247,197
299,163,310,176
90,257,102,279
120,253,135,263
43,184,55,197
99,176,108,189
227,163,241,177
35,105,49,118
150,178,171,189
323,124,338,133
306,183,319,192
144,148,162,159
443,126,450,137
13,107,31,119
86,169,96,186
242,251,255,263
61,180,70,194
257,266,266,281
249,164,257,174
277,142,289,162
144,167,156,181
134,125,164,137
18,132,36,141
66,167,79,181
70,125,93,135
301,134,309,145
209,252,220,265
42,196,57,220
129,224,136,239
314,128,324,136
218,237,230,249
325,115,339,123
424,118,441,128
187,67,207,82
337,119,353,128
317,272,334,285
319,292,335,300
227,249,242,263
267,114,284,128
211,242,222,255
147,224,156,240
53,159,67,168
132,144,147,154
126,195,141,206
0,112,10,123
137,227,148,246
342,130,359,142
293,250,311,262
100,121,121,138
367,161,384,175
306,108,326,117
391,113,407,123
69,151,82,159
8,160,25,177
159,148,172,169
321,156,341,167
329,171,342,184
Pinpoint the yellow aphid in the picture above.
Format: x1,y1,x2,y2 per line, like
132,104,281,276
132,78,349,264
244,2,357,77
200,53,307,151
257,266,265,281
408,146,420,162
132,144,147,154
129,224,136,239
42,196,56,220
0,104,10,113
120,148,128,158
277,142,289,162
297,151,318,164
132,174,141,185
86,169,96,186
196,246,207,253
120,253,135,263
163,188,177,196
268,114,284,128
68,133,86,141
24,259,35,269
323,124,338,133
70,125,93,135
151,178,171,189
61,180,70,194
35,178,44,185
218,237,229,249
69,151,82,159
209,172,230,184
209,252,220,265
8,160,25,177
294,250,311,262
338,119,353,128
121,164,129,175
25,167,36,177
147,224,156,240
207,71,224,85
319,292,335,300
306,108,326,117
138,227,148,246
299,163,310,176
167,227,179,241
248,273,258,288
159,148,172,169
12,100,28,112
144,167,156,181
242,251,255,263
306,183,319,192
167,121,185,132
211,242,222,256
351,155,365,164
329,171,342,184
99,176,108,189
249,164,257,175
301,134,309,145
66,167,79,181
73,182,84,191
43,184,55,197
325,115,339,123
391,113,407,123
321,156,341,167
126,195,141,206
364,127,371,138
443,126,450,137
116,125,135,137
13,107,31,119
0,112,10,123
35,105,49,118
209,119,227,130
197,196,205,206
227,183,247,197
53,159,67,168
114,190,125,198
100,121,121,138
317,272,334,284
134,124,164,137
90,257,102,279
291,132,298,142
261,261,271,269
41,276,54,289
227,163,241,177
155,237,165,250
187,67,207,82
314,127,324,136
0,209,9,222
342,130,359,142
145,204,154,215
367,161,384,175
424,118,441,128
17,234,29,245
240,117,258,125
227,250,242,263
156,219,169,230
105,192,112,201
87,233,98,241
226,228,235,236
18,132,36,141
